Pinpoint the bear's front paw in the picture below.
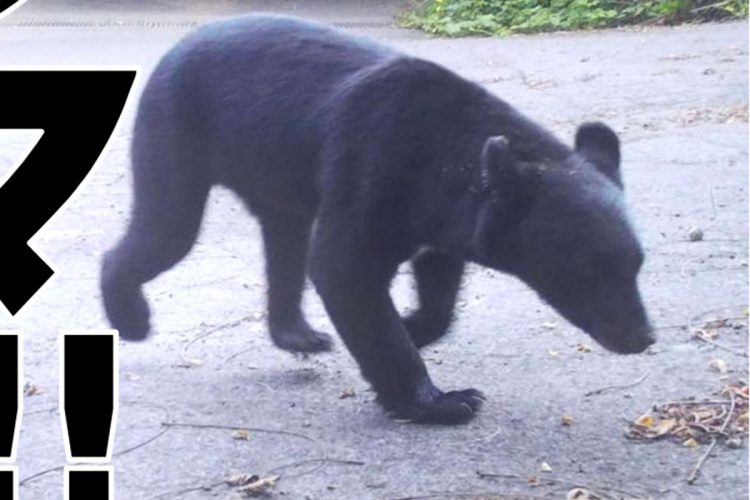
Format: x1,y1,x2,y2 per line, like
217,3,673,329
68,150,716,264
378,383,485,425
270,318,333,353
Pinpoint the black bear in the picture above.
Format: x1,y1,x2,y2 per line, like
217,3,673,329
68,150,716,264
101,15,654,424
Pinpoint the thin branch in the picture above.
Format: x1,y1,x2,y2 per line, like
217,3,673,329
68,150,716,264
160,421,328,478
389,492,548,500
693,333,748,358
687,390,736,484
584,371,649,397
20,401,173,487
179,316,252,366
476,470,643,500
160,421,319,446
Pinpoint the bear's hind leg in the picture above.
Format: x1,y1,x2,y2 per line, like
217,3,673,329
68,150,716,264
404,250,464,348
101,147,210,341
260,215,333,353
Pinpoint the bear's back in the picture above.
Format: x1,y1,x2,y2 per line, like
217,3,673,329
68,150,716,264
133,15,400,210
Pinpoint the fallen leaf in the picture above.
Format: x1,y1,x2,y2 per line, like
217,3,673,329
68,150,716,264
232,430,250,441
238,475,279,497
226,473,258,487
23,383,42,397
561,415,575,426
709,359,728,374
540,462,552,473
179,358,203,368
683,437,699,448
654,418,676,436
340,387,356,399
636,414,655,428
576,343,592,353
567,488,603,500
696,328,719,340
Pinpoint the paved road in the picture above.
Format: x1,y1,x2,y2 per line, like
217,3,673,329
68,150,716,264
0,3,747,499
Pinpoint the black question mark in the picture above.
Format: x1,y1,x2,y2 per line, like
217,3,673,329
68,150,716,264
0,70,136,314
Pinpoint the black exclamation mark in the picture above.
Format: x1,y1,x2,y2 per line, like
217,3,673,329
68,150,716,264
60,330,118,500
0,330,21,500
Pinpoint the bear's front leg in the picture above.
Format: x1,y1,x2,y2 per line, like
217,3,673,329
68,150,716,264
404,250,465,348
309,219,483,424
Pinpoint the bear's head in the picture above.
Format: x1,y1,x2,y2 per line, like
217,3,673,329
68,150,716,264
472,122,654,354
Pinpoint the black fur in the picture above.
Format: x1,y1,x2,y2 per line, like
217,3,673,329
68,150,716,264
102,15,654,424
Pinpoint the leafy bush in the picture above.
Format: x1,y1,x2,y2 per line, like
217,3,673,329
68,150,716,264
402,0,749,36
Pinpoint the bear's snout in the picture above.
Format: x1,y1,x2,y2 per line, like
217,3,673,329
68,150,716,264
596,326,655,354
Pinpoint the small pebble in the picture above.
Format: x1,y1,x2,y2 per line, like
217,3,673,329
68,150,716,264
688,227,704,242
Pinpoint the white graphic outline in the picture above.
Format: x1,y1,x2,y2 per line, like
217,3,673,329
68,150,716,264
0,0,30,22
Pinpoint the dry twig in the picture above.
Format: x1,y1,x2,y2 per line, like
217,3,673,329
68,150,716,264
476,471,644,499
687,390,736,484
179,315,252,366
584,371,649,397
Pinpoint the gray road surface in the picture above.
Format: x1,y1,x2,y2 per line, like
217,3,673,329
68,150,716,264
0,2,747,499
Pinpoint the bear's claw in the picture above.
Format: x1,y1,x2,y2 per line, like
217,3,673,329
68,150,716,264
380,387,485,425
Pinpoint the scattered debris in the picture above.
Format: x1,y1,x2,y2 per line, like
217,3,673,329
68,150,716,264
521,72,557,90
576,343,592,353
567,487,603,500
679,105,749,126
683,437,699,448
232,430,250,440
540,462,552,473
238,475,279,497
660,53,699,61
688,227,704,242
340,387,356,399
548,350,560,358
23,382,42,397
179,315,253,367
692,327,748,358
541,321,558,330
528,475,542,487
625,381,748,447
226,473,258,487
477,470,644,499
584,371,649,397
561,415,575,426
635,413,655,428
687,387,742,485
575,73,601,83
709,358,729,374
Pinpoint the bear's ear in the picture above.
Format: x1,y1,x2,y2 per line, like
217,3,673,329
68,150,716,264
473,135,540,265
479,135,514,190
575,122,622,189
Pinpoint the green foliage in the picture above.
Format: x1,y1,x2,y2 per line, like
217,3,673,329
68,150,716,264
402,0,749,36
